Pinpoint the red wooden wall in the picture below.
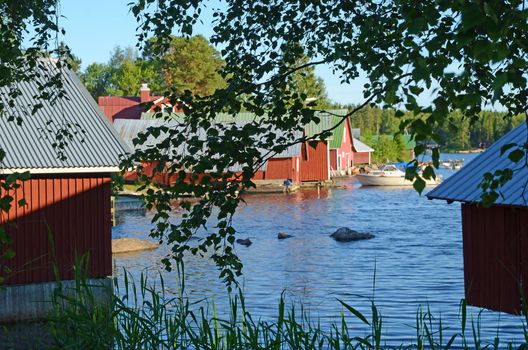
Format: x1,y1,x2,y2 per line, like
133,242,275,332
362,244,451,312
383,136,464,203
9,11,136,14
461,203,528,314
125,158,302,185
265,157,299,183
336,121,353,170
300,141,329,182
0,174,112,285
353,152,371,165
329,149,337,171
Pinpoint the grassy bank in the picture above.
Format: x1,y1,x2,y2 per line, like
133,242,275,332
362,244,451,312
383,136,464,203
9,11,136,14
45,269,528,349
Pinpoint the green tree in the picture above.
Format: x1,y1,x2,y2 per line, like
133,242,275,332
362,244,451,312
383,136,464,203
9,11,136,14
159,35,225,96
106,46,163,96
81,63,112,99
58,42,82,73
286,55,331,108
107,59,143,96
81,46,164,98
394,134,407,161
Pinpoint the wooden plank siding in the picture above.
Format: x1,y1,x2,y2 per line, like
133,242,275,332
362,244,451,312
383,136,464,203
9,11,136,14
125,156,305,185
300,141,329,182
265,157,299,183
329,149,337,171
461,203,528,314
0,174,112,285
352,152,370,165
335,121,354,170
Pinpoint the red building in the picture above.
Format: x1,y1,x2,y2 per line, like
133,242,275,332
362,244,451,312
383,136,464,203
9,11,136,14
330,117,353,171
0,62,127,321
254,157,300,183
306,111,373,175
427,123,528,314
299,141,330,182
98,84,161,122
113,118,330,185
351,137,374,165
98,86,185,123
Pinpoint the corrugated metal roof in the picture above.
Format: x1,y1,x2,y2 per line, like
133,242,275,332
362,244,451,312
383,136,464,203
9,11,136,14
142,111,263,123
426,123,528,207
304,110,349,149
143,109,350,149
0,61,129,173
352,138,374,153
113,119,303,172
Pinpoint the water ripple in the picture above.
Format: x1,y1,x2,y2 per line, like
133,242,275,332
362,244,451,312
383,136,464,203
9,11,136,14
112,154,526,345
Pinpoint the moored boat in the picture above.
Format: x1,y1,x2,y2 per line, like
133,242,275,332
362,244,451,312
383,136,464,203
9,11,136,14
441,159,463,170
355,164,441,186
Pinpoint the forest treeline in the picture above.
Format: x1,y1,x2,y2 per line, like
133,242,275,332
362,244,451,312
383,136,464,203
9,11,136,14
347,105,525,156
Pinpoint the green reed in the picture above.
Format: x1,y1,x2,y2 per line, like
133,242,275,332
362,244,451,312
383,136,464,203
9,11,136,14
46,264,528,349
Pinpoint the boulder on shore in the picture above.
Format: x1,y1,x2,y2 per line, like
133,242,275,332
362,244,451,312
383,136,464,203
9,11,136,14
277,232,292,239
330,227,374,242
112,238,159,254
236,238,252,246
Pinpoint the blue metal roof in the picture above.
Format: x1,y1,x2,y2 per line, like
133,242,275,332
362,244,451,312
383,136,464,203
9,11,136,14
0,60,128,173
426,123,528,207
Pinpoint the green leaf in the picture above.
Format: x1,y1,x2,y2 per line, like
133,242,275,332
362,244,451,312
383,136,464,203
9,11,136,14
445,334,458,350
500,143,517,156
413,177,426,194
422,166,436,180
337,299,370,326
508,149,524,163
460,299,467,335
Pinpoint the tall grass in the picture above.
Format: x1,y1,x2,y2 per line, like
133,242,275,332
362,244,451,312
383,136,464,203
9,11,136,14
46,266,528,349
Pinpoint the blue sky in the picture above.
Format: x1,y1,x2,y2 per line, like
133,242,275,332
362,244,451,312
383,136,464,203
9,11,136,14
58,0,368,105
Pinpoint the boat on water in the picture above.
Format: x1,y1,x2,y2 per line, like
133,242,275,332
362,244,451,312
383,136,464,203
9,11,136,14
441,159,463,170
355,164,441,186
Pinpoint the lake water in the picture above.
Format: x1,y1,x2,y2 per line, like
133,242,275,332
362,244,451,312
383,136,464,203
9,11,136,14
112,153,526,346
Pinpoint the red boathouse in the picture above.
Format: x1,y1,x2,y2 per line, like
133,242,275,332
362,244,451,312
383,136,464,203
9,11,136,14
0,61,128,322
427,123,528,314
133,112,335,184
113,118,305,185
305,110,373,176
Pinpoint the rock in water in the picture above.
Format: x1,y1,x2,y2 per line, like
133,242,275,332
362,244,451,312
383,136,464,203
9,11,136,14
330,227,374,242
236,238,252,246
277,232,292,239
112,238,159,254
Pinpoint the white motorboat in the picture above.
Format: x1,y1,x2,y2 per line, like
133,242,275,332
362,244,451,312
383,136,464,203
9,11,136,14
355,164,441,186
441,159,463,170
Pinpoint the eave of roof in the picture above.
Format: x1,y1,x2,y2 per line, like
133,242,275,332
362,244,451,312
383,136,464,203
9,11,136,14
0,166,120,175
